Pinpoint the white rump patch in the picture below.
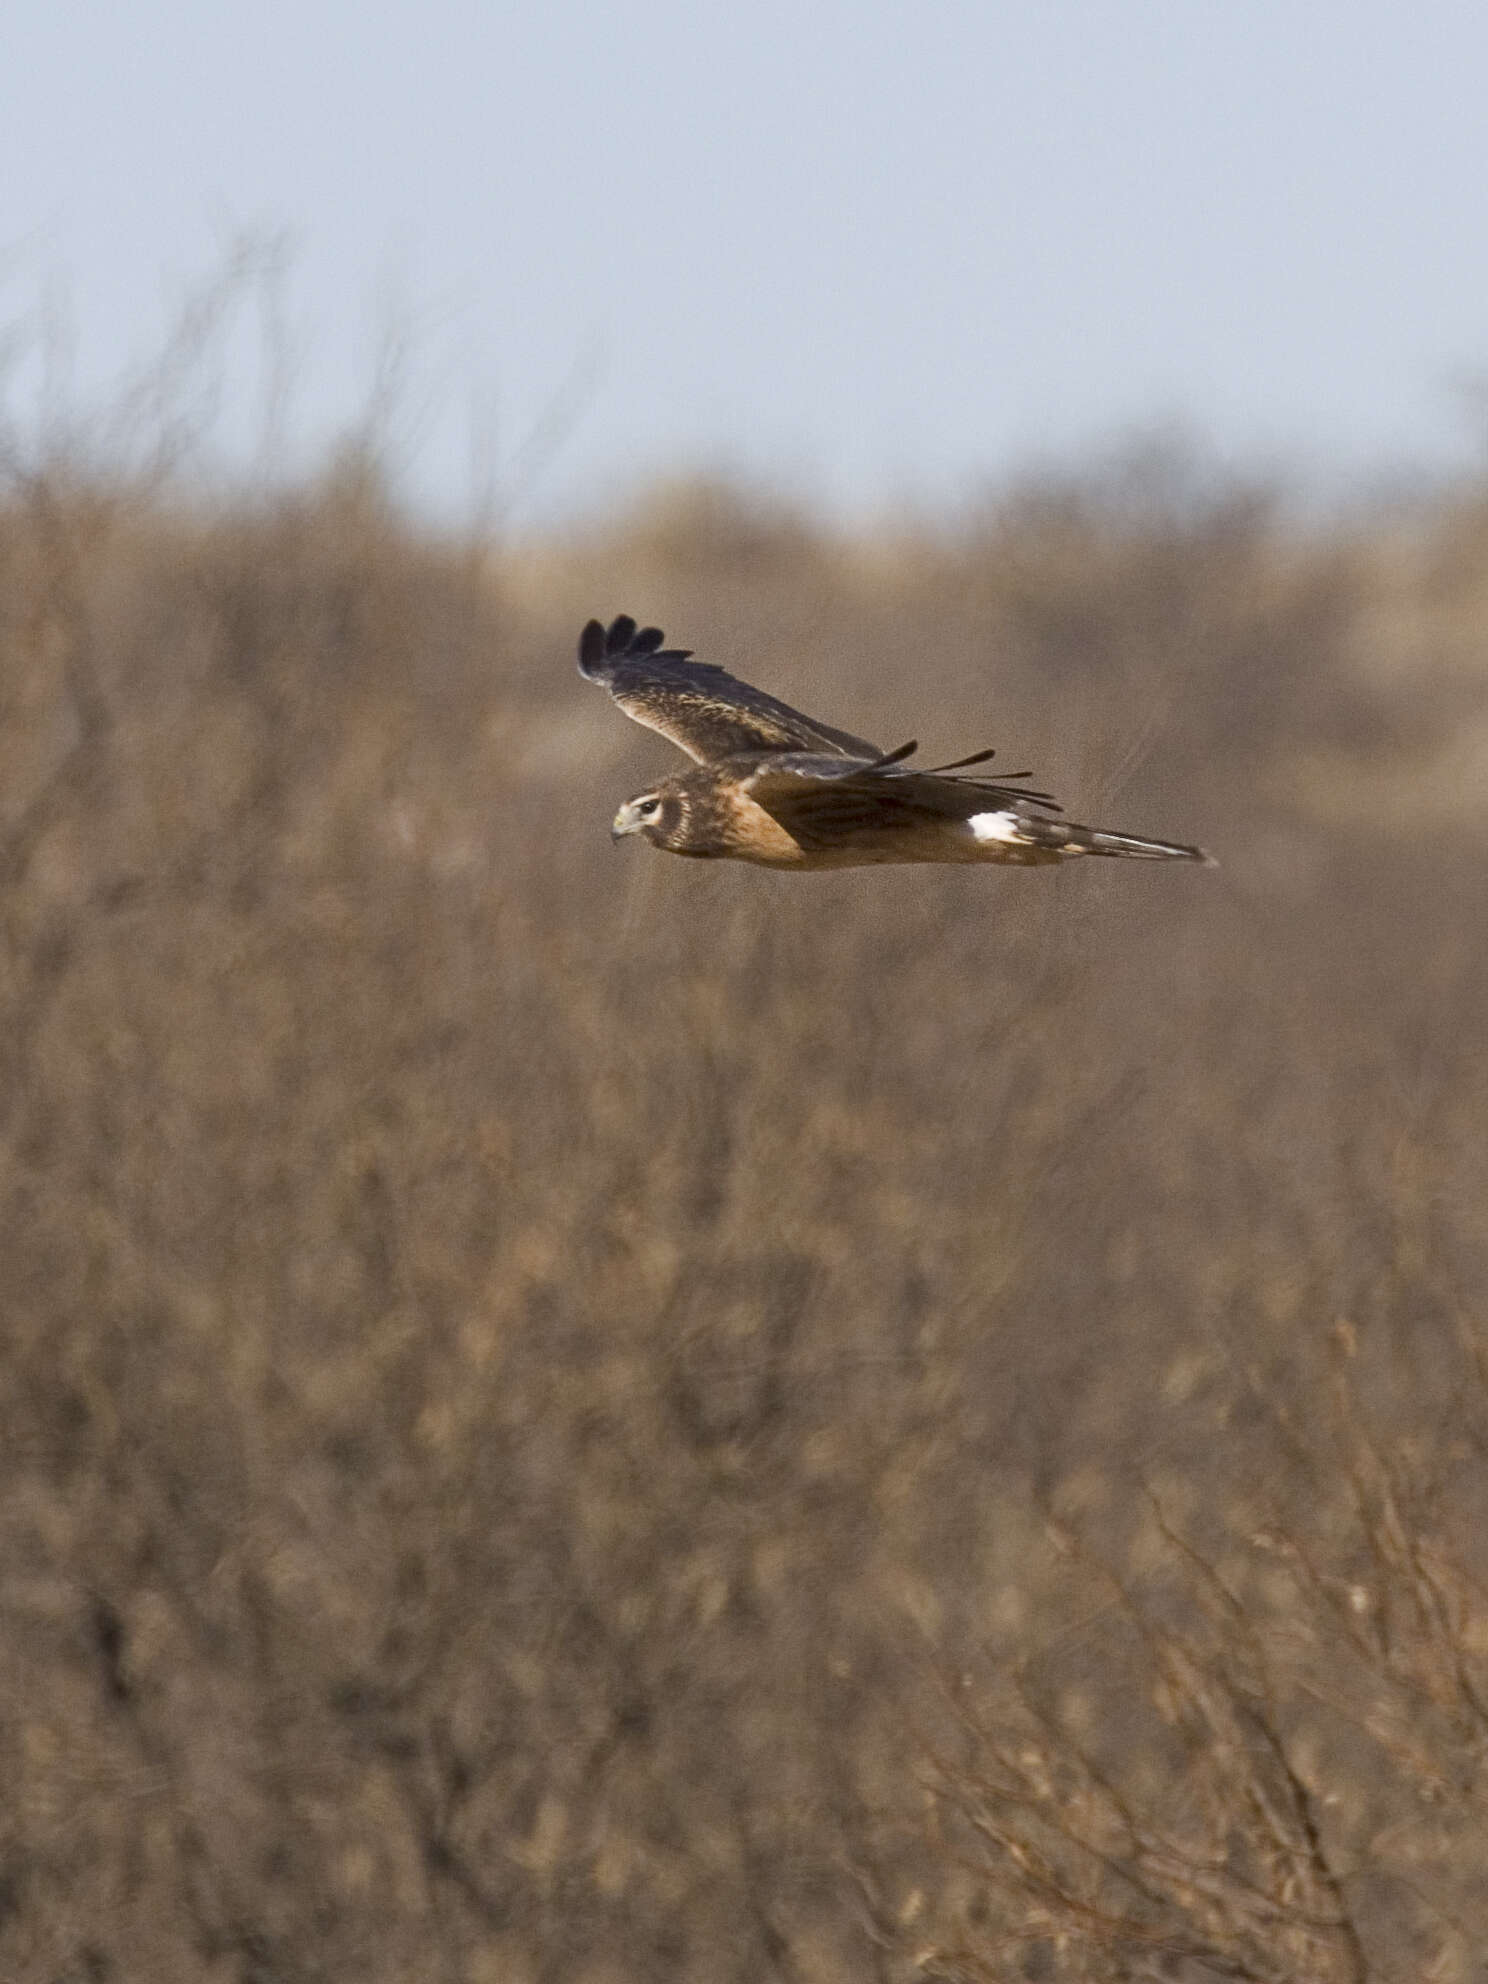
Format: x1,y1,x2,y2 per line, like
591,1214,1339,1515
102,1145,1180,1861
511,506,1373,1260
967,809,1025,844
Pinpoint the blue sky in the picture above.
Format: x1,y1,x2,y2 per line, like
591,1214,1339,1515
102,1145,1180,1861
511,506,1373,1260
4,0,1487,521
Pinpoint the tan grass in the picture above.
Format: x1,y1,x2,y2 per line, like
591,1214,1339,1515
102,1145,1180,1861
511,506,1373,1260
0,382,1485,1980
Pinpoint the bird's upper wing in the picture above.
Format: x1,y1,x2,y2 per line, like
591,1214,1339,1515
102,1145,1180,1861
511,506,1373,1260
578,615,882,764
737,751,1062,850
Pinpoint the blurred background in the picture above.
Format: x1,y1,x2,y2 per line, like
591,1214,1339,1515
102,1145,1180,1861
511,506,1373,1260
3,5,1487,1981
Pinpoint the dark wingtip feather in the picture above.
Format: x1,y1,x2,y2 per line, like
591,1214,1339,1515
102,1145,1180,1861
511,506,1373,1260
578,619,607,677
869,739,919,770
991,773,1062,811
580,614,679,677
925,746,999,774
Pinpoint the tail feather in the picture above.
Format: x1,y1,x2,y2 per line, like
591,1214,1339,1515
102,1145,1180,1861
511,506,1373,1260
1073,824,1215,864
968,806,1213,865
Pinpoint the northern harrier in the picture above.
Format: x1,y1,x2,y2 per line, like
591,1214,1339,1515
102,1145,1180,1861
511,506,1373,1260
580,615,1212,871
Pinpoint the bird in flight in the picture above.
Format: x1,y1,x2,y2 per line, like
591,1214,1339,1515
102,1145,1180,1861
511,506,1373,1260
579,615,1212,871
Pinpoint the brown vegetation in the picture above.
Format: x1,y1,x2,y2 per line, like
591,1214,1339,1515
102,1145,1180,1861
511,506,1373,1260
1,416,1486,1980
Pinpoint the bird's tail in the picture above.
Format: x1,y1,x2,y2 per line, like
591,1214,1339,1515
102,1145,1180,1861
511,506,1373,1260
1070,823,1213,863
992,812,1214,864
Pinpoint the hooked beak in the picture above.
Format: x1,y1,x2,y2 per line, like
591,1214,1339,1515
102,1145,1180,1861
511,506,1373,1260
611,804,640,843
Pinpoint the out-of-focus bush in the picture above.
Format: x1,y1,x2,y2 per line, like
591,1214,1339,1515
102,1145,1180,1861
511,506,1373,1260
1,418,1485,1980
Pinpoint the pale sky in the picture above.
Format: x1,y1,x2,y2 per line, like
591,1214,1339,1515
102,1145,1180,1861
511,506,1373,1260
4,0,1487,522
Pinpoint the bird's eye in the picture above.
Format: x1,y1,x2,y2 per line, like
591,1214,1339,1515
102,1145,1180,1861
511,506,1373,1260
638,798,662,819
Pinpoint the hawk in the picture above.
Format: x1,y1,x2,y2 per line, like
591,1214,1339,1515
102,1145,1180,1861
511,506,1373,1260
579,615,1213,871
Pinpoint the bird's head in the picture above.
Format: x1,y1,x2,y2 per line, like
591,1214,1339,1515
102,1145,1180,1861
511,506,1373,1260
612,785,689,849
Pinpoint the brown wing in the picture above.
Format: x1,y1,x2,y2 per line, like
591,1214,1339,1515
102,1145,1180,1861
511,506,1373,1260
577,615,882,764
737,752,1062,852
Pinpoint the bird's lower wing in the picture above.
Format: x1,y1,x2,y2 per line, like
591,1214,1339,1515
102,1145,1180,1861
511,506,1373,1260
740,754,1061,851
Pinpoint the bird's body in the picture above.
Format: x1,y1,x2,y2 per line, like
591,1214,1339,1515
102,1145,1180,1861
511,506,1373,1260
580,615,1212,872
